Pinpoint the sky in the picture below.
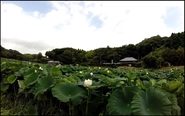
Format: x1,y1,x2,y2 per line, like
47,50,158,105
1,1,184,55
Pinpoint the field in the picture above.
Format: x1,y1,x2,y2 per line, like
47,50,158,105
0,58,184,115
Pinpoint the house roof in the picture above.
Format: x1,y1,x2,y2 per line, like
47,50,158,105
120,57,137,62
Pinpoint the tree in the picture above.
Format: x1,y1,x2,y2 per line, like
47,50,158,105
142,55,157,68
162,48,178,66
165,32,184,49
45,51,55,59
176,47,184,65
37,52,43,59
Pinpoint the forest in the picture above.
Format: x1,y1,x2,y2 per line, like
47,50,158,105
1,31,184,68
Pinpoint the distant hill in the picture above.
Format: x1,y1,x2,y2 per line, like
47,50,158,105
1,32,184,68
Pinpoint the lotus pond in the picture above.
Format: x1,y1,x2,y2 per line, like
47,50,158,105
0,58,184,115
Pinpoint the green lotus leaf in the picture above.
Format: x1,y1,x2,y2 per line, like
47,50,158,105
167,81,182,92
136,79,145,89
41,66,49,75
150,79,156,86
9,66,18,71
24,72,39,86
156,79,167,85
177,97,184,115
175,84,184,96
0,83,9,92
166,92,181,115
107,86,139,115
7,74,17,84
131,88,172,115
18,67,29,76
67,77,77,83
88,81,103,90
51,83,86,105
51,66,62,76
126,72,137,80
17,80,26,89
23,67,37,77
142,80,152,88
34,75,55,97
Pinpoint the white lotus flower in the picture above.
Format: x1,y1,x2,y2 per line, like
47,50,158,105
84,79,92,87
56,64,61,67
90,72,93,76
39,67,43,70
35,70,37,73
99,67,101,69
107,70,110,73
79,71,82,73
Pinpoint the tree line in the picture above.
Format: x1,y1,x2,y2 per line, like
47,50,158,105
1,32,184,68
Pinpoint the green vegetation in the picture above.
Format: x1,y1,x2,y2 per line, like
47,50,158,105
1,32,184,68
1,58,184,115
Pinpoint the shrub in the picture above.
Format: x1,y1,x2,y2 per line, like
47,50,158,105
143,55,157,68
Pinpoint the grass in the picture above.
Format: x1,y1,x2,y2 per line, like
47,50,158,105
157,66,184,70
117,65,184,70
0,91,37,115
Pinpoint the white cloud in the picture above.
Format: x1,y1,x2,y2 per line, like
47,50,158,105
1,1,184,55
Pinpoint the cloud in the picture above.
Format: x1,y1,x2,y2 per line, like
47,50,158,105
1,1,184,55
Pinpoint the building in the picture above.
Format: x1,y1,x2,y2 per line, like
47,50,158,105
120,57,138,66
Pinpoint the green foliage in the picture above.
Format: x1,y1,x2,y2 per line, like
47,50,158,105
135,61,143,67
131,88,172,115
24,71,39,86
143,55,157,68
162,48,178,65
156,57,164,68
0,58,184,115
37,52,43,60
7,74,17,84
165,32,184,49
1,32,184,67
34,75,55,98
107,86,139,115
51,83,86,105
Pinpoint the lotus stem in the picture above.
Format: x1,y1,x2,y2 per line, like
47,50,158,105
68,102,71,115
50,65,52,76
68,100,74,116
86,89,91,115
72,105,74,115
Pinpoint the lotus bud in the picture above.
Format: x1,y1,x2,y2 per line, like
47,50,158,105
84,79,92,87
35,70,37,73
56,64,61,67
107,70,110,73
90,72,93,76
39,67,43,70
79,71,82,73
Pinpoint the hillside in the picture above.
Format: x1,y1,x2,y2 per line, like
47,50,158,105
1,32,184,68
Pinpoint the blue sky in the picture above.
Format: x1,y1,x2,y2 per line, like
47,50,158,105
1,1,184,55
2,1,52,14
